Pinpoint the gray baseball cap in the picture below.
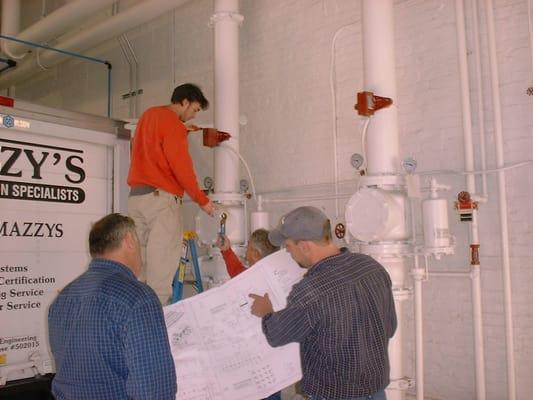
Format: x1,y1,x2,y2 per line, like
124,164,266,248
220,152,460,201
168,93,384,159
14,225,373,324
269,206,331,246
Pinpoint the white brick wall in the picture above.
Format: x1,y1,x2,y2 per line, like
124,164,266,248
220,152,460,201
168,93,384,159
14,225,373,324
12,0,533,398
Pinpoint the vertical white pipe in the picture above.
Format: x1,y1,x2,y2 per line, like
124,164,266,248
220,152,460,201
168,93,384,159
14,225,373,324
484,1,517,398
471,0,488,198
409,197,424,400
455,0,475,190
455,2,486,399
213,0,241,194
362,0,400,175
1,0,21,55
470,213,486,400
412,266,424,400
361,2,404,399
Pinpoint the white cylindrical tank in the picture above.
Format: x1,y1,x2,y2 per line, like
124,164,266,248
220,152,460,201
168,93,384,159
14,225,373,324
422,198,452,249
250,210,269,232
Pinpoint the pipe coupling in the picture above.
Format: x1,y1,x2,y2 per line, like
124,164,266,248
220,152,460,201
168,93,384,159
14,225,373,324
209,12,244,27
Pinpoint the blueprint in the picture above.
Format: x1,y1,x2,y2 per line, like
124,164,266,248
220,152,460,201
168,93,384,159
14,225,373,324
164,250,305,400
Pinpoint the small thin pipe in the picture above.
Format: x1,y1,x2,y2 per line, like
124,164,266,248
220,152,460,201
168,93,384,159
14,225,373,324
416,159,533,176
123,36,139,117
329,22,357,217
0,34,112,117
412,267,424,400
471,0,488,197
528,0,533,79
263,193,352,204
456,2,486,398
428,271,472,278
485,0,517,397
218,144,257,200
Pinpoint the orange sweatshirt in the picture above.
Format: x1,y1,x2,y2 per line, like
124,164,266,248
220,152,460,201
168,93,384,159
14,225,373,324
127,106,209,206
221,248,246,278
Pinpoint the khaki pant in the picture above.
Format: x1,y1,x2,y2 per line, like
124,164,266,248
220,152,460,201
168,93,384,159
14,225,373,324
128,190,183,304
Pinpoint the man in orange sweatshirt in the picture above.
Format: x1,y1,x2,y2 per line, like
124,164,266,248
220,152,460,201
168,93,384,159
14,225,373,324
128,83,215,304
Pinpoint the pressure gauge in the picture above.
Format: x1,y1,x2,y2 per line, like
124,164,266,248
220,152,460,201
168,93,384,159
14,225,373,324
402,157,418,174
240,179,249,193
350,153,364,170
204,176,214,191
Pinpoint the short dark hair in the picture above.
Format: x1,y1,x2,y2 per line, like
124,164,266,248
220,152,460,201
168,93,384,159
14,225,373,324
89,213,136,257
170,83,209,109
249,229,279,259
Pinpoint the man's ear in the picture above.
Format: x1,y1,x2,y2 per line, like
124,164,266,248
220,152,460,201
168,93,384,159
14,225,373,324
251,247,261,261
123,232,136,251
299,240,311,254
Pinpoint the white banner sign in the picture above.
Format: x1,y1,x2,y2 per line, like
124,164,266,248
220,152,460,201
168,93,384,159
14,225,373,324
0,122,116,383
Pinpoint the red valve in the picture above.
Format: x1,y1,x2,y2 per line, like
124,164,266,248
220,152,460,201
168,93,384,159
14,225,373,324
203,128,231,148
470,244,480,265
354,91,393,116
455,191,478,222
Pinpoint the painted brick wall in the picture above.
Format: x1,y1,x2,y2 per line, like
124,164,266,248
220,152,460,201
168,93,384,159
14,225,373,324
11,0,533,398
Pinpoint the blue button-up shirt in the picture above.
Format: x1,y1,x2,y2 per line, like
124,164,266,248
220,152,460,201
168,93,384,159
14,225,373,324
262,249,397,399
48,258,176,400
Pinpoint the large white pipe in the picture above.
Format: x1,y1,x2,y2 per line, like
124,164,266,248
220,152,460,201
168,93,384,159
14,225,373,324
361,2,404,399
362,0,400,175
484,0,517,398
455,2,486,399
2,0,116,58
0,0,191,89
212,0,242,194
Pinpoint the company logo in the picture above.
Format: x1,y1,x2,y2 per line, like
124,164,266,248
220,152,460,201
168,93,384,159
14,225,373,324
2,115,14,128
0,138,86,204
0,114,30,129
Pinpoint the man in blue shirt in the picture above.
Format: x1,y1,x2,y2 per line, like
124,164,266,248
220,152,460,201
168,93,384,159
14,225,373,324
249,206,397,400
48,213,177,400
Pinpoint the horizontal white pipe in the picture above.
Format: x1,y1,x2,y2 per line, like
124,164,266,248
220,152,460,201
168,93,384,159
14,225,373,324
263,193,352,203
428,271,472,278
0,0,191,89
3,0,116,58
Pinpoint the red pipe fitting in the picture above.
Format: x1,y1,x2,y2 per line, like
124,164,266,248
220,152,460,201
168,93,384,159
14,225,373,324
470,244,480,265
202,128,231,147
354,91,393,116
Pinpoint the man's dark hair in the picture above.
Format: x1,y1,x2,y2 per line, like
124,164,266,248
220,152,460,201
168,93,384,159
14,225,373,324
249,229,279,258
170,83,209,109
89,213,136,257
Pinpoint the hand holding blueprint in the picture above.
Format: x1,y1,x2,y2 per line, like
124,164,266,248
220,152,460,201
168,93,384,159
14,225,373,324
164,250,305,400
